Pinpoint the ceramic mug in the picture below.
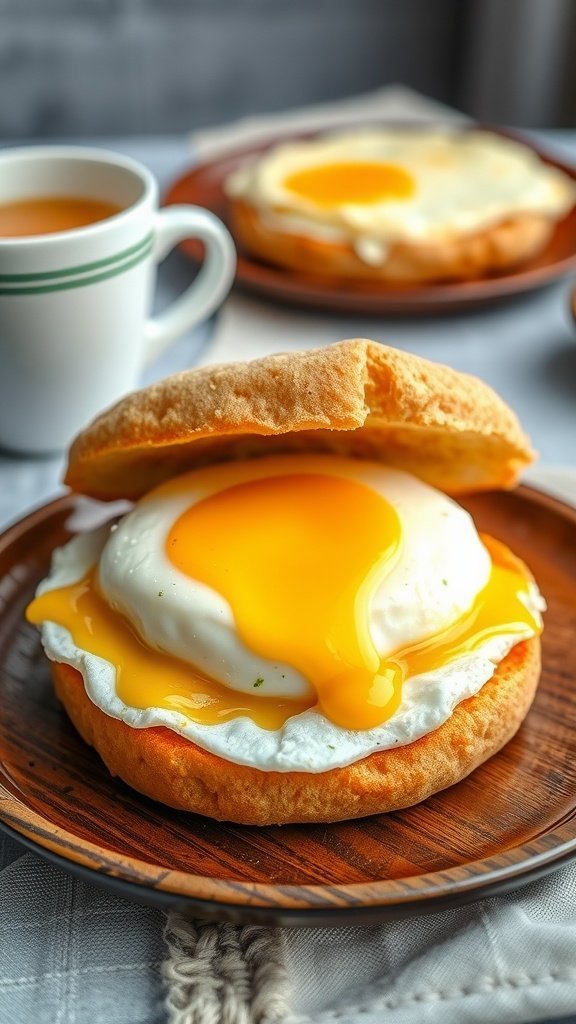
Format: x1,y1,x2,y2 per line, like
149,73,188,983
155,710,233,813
0,146,236,454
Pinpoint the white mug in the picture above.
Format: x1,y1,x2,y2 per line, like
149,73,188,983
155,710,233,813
0,146,236,454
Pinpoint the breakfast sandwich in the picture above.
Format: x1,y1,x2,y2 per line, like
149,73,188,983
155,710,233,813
27,341,544,824
225,129,575,282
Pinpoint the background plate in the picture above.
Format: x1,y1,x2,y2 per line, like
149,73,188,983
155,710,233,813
164,129,576,315
1,487,576,926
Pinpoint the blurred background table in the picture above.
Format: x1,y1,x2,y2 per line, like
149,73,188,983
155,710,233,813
1,129,576,1024
1,129,575,531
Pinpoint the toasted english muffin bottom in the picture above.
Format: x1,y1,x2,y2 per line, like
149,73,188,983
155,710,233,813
52,636,540,825
229,197,557,283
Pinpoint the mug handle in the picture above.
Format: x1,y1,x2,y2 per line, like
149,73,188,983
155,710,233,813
143,205,236,367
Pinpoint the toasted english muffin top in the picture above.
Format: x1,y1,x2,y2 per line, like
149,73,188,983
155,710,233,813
65,339,534,499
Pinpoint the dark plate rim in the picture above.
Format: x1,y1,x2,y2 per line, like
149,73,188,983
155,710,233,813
2,816,576,926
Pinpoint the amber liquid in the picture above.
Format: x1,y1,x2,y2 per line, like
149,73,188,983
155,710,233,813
0,196,122,237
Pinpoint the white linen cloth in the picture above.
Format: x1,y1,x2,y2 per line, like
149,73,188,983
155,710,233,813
191,83,469,161
4,739,576,1024
2,87,576,1024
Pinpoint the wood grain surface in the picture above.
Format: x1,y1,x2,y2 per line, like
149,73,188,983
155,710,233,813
0,486,575,926
164,131,576,316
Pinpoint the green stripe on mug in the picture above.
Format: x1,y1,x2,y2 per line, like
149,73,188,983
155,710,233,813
0,232,153,284
0,236,154,295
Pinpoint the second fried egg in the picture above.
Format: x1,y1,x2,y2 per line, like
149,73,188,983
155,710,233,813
226,129,575,264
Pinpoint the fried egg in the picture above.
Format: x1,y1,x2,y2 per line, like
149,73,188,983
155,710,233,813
226,129,575,265
27,455,544,773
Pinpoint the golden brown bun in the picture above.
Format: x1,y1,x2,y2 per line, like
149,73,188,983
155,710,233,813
52,635,540,825
229,196,555,283
65,339,534,500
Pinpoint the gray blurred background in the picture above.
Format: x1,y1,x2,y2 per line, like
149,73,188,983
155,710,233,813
0,0,574,138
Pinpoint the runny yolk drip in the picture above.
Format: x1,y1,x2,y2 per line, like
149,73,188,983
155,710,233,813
26,571,310,730
26,473,543,734
283,162,415,206
168,474,402,727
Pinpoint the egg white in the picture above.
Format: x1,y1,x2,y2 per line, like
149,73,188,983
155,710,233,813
226,129,575,265
35,457,544,772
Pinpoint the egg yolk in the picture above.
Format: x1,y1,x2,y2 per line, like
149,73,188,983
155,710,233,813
283,162,415,206
27,473,541,733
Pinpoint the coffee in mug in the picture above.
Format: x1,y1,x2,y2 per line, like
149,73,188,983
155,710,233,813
0,196,122,237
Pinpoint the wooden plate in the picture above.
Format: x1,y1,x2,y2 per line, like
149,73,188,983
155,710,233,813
1,487,576,926
164,130,576,315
